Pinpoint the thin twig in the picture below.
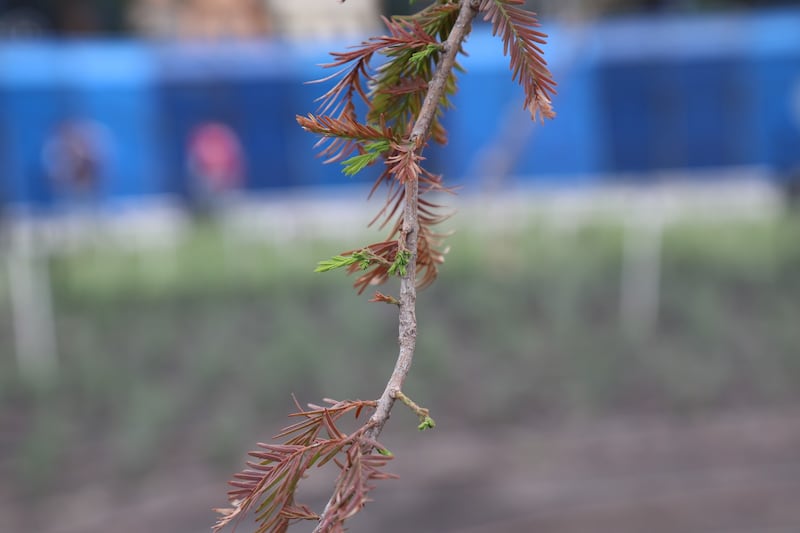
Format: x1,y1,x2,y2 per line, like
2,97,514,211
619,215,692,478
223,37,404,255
365,0,479,442
312,2,480,531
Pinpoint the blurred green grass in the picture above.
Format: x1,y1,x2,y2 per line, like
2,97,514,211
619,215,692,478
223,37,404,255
1,213,799,496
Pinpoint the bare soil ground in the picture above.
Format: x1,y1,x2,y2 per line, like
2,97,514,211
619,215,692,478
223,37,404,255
3,408,800,533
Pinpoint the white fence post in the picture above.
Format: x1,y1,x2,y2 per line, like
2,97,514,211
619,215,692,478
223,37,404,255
7,222,58,382
620,203,663,340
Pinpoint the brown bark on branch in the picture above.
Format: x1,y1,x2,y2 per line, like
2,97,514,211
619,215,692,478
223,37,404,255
311,2,480,531
365,0,478,442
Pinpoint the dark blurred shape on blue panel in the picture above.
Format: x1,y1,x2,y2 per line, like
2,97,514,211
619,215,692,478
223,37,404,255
156,42,295,198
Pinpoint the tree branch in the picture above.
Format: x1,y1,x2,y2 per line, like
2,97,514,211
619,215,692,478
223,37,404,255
312,2,479,530
367,0,478,442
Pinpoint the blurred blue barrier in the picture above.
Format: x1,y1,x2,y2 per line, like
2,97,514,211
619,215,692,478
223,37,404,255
0,44,65,210
156,42,296,197
282,42,382,190
595,13,762,175
0,8,799,210
0,42,161,211
751,11,800,182
68,43,162,200
442,24,602,188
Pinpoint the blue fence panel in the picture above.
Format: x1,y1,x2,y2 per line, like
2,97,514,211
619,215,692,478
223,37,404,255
593,12,761,175
156,42,295,198
440,24,601,188
681,58,756,168
439,28,521,187
0,42,160,211
602,61,696,174
64,43,161,201
750,10,800,180
282,41,382,190
509,25,602,185
0,44,64,210
2,7,800,211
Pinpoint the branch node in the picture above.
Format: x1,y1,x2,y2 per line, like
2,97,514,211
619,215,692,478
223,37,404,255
369,291,401,306
394,390,436,431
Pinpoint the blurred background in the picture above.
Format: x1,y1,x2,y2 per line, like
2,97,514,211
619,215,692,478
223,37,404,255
1,1,800,532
